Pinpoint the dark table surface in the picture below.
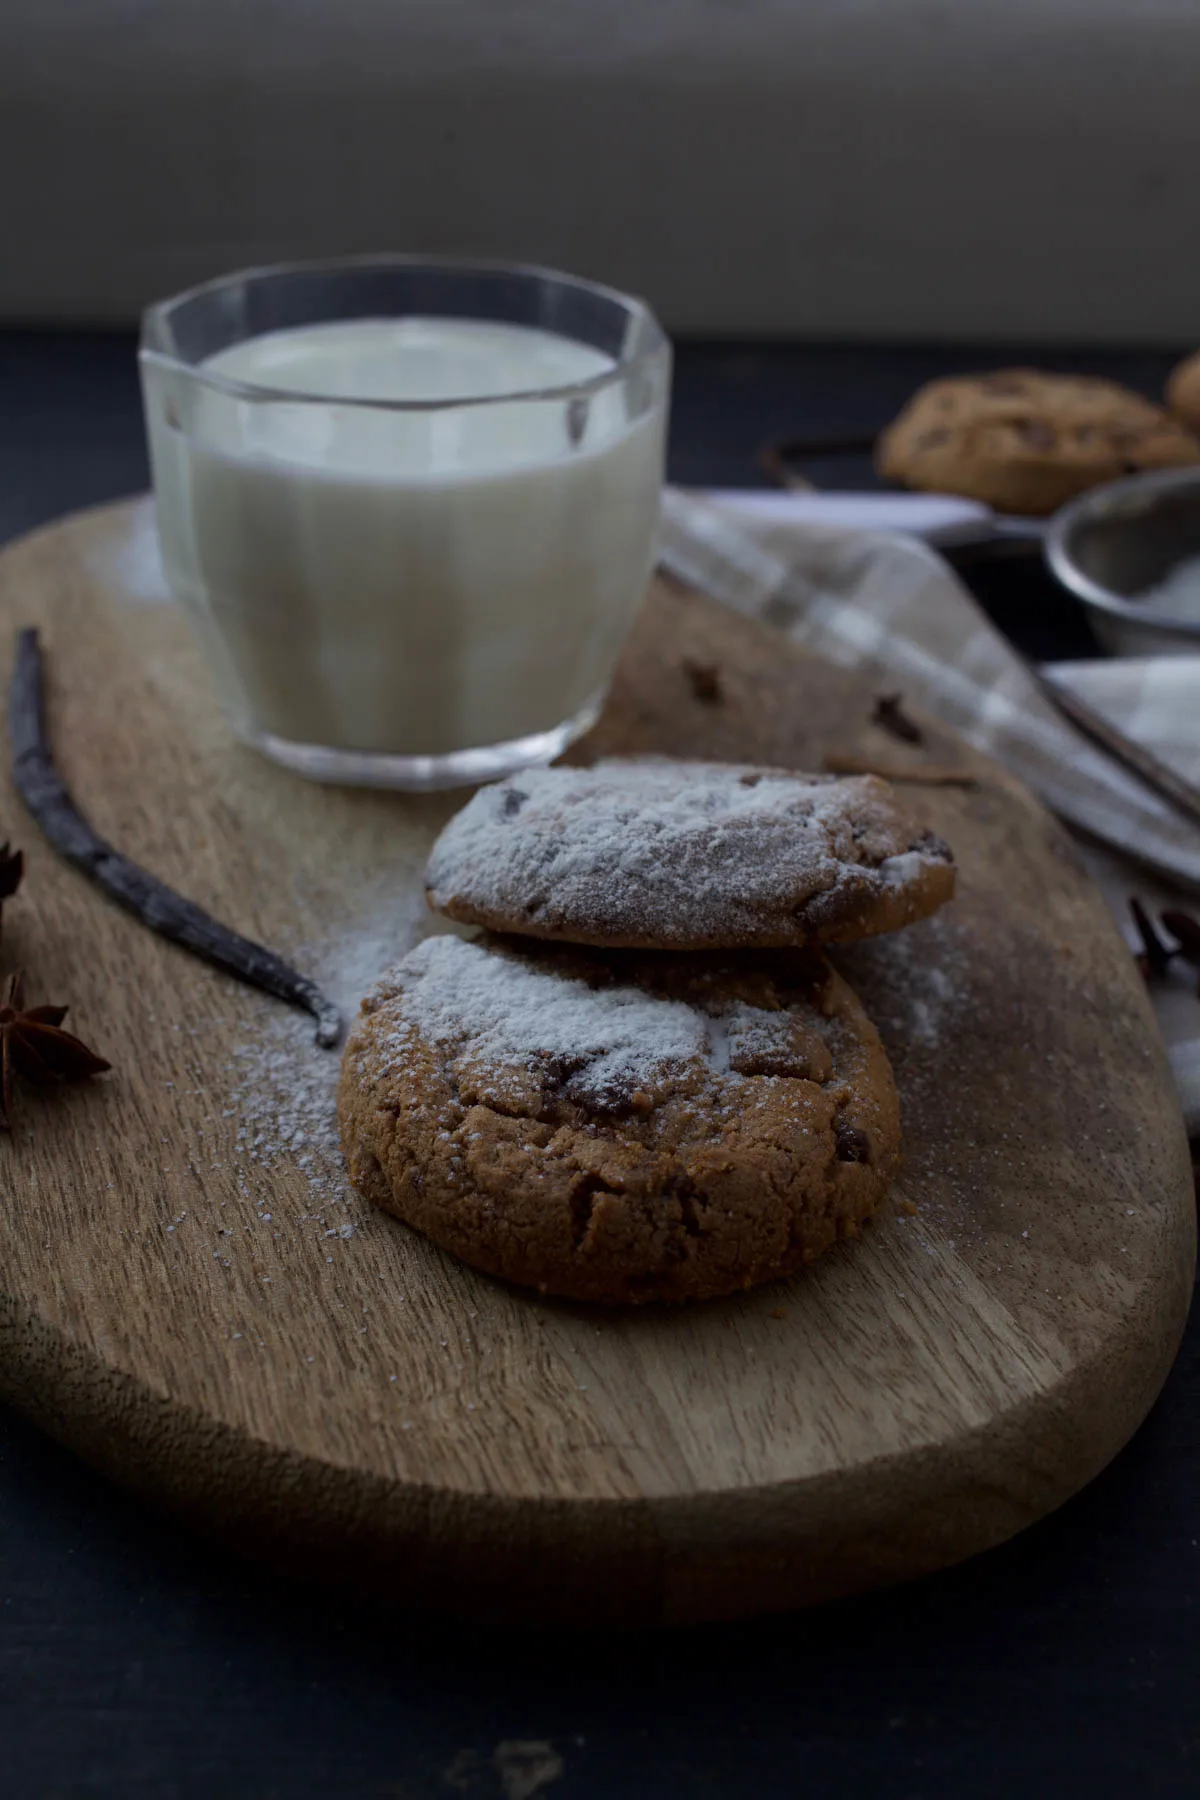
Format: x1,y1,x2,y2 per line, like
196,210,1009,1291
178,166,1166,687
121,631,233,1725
1,330,1196,1800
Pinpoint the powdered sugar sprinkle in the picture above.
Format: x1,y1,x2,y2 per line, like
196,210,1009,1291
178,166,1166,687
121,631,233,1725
426,757,951,946
370,934,716,1105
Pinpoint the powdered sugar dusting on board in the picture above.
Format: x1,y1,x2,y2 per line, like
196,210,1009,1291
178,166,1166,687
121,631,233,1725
224,889,435,1221
426,757,953,947
863,931,963,1051
839,912,970,1095
837,910,976,1241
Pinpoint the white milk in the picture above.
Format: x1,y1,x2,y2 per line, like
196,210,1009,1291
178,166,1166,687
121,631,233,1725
144,318,665,762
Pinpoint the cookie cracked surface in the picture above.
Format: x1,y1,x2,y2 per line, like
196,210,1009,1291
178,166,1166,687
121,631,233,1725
337,932,901,1304
424,758,955,952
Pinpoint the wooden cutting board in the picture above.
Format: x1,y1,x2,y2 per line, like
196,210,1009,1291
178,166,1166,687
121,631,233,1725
0,498,1193,1627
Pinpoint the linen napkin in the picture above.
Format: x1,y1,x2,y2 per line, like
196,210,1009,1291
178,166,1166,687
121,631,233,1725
659,487,1200,1132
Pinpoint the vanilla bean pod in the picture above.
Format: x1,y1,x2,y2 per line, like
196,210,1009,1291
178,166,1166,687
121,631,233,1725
9,629,341,1048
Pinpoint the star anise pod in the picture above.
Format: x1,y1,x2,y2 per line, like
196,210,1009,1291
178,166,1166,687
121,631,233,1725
0,970,111,1129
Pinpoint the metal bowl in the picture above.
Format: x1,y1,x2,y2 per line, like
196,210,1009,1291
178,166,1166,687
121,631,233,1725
1045,466,1200,657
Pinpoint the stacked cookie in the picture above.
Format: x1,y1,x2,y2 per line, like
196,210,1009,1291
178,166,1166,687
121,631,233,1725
337,760,956,1304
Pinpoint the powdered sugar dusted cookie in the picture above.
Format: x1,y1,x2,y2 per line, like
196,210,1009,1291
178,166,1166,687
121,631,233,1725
425,758,955,951
337,933,901,1304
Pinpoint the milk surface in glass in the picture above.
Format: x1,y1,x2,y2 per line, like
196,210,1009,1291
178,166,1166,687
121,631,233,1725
144,315,664,765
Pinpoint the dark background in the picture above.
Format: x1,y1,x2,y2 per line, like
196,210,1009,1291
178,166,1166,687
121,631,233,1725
1,331,1196,1800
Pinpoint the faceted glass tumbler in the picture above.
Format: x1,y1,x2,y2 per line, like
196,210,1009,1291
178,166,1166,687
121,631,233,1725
140,256,671,789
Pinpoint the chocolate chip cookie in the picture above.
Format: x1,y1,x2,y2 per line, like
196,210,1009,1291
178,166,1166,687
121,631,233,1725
1167,350,1200,433
337,932,902,1304
424,759,955,952
877,368,1200,514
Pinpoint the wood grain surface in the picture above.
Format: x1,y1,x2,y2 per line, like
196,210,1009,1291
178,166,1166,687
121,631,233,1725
0,498,1193,1627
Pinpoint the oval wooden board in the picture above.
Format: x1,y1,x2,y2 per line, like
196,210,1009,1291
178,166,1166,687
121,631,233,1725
0,498,1193,1628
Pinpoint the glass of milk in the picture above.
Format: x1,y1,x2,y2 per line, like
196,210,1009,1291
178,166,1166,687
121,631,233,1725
139,257,670,788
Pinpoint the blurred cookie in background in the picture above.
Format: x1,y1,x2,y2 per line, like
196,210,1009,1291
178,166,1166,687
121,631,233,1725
1166,349,1200,433
877,368,1200,515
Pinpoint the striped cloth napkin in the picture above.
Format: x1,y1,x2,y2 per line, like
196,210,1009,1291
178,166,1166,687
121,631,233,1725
659,487,1200,1132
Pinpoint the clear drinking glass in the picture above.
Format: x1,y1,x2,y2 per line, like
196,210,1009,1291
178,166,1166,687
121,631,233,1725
140,257,671,788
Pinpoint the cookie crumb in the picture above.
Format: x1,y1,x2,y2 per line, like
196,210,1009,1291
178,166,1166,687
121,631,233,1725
492,1740,565,1800
871,692,924,745
682,657,723,704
